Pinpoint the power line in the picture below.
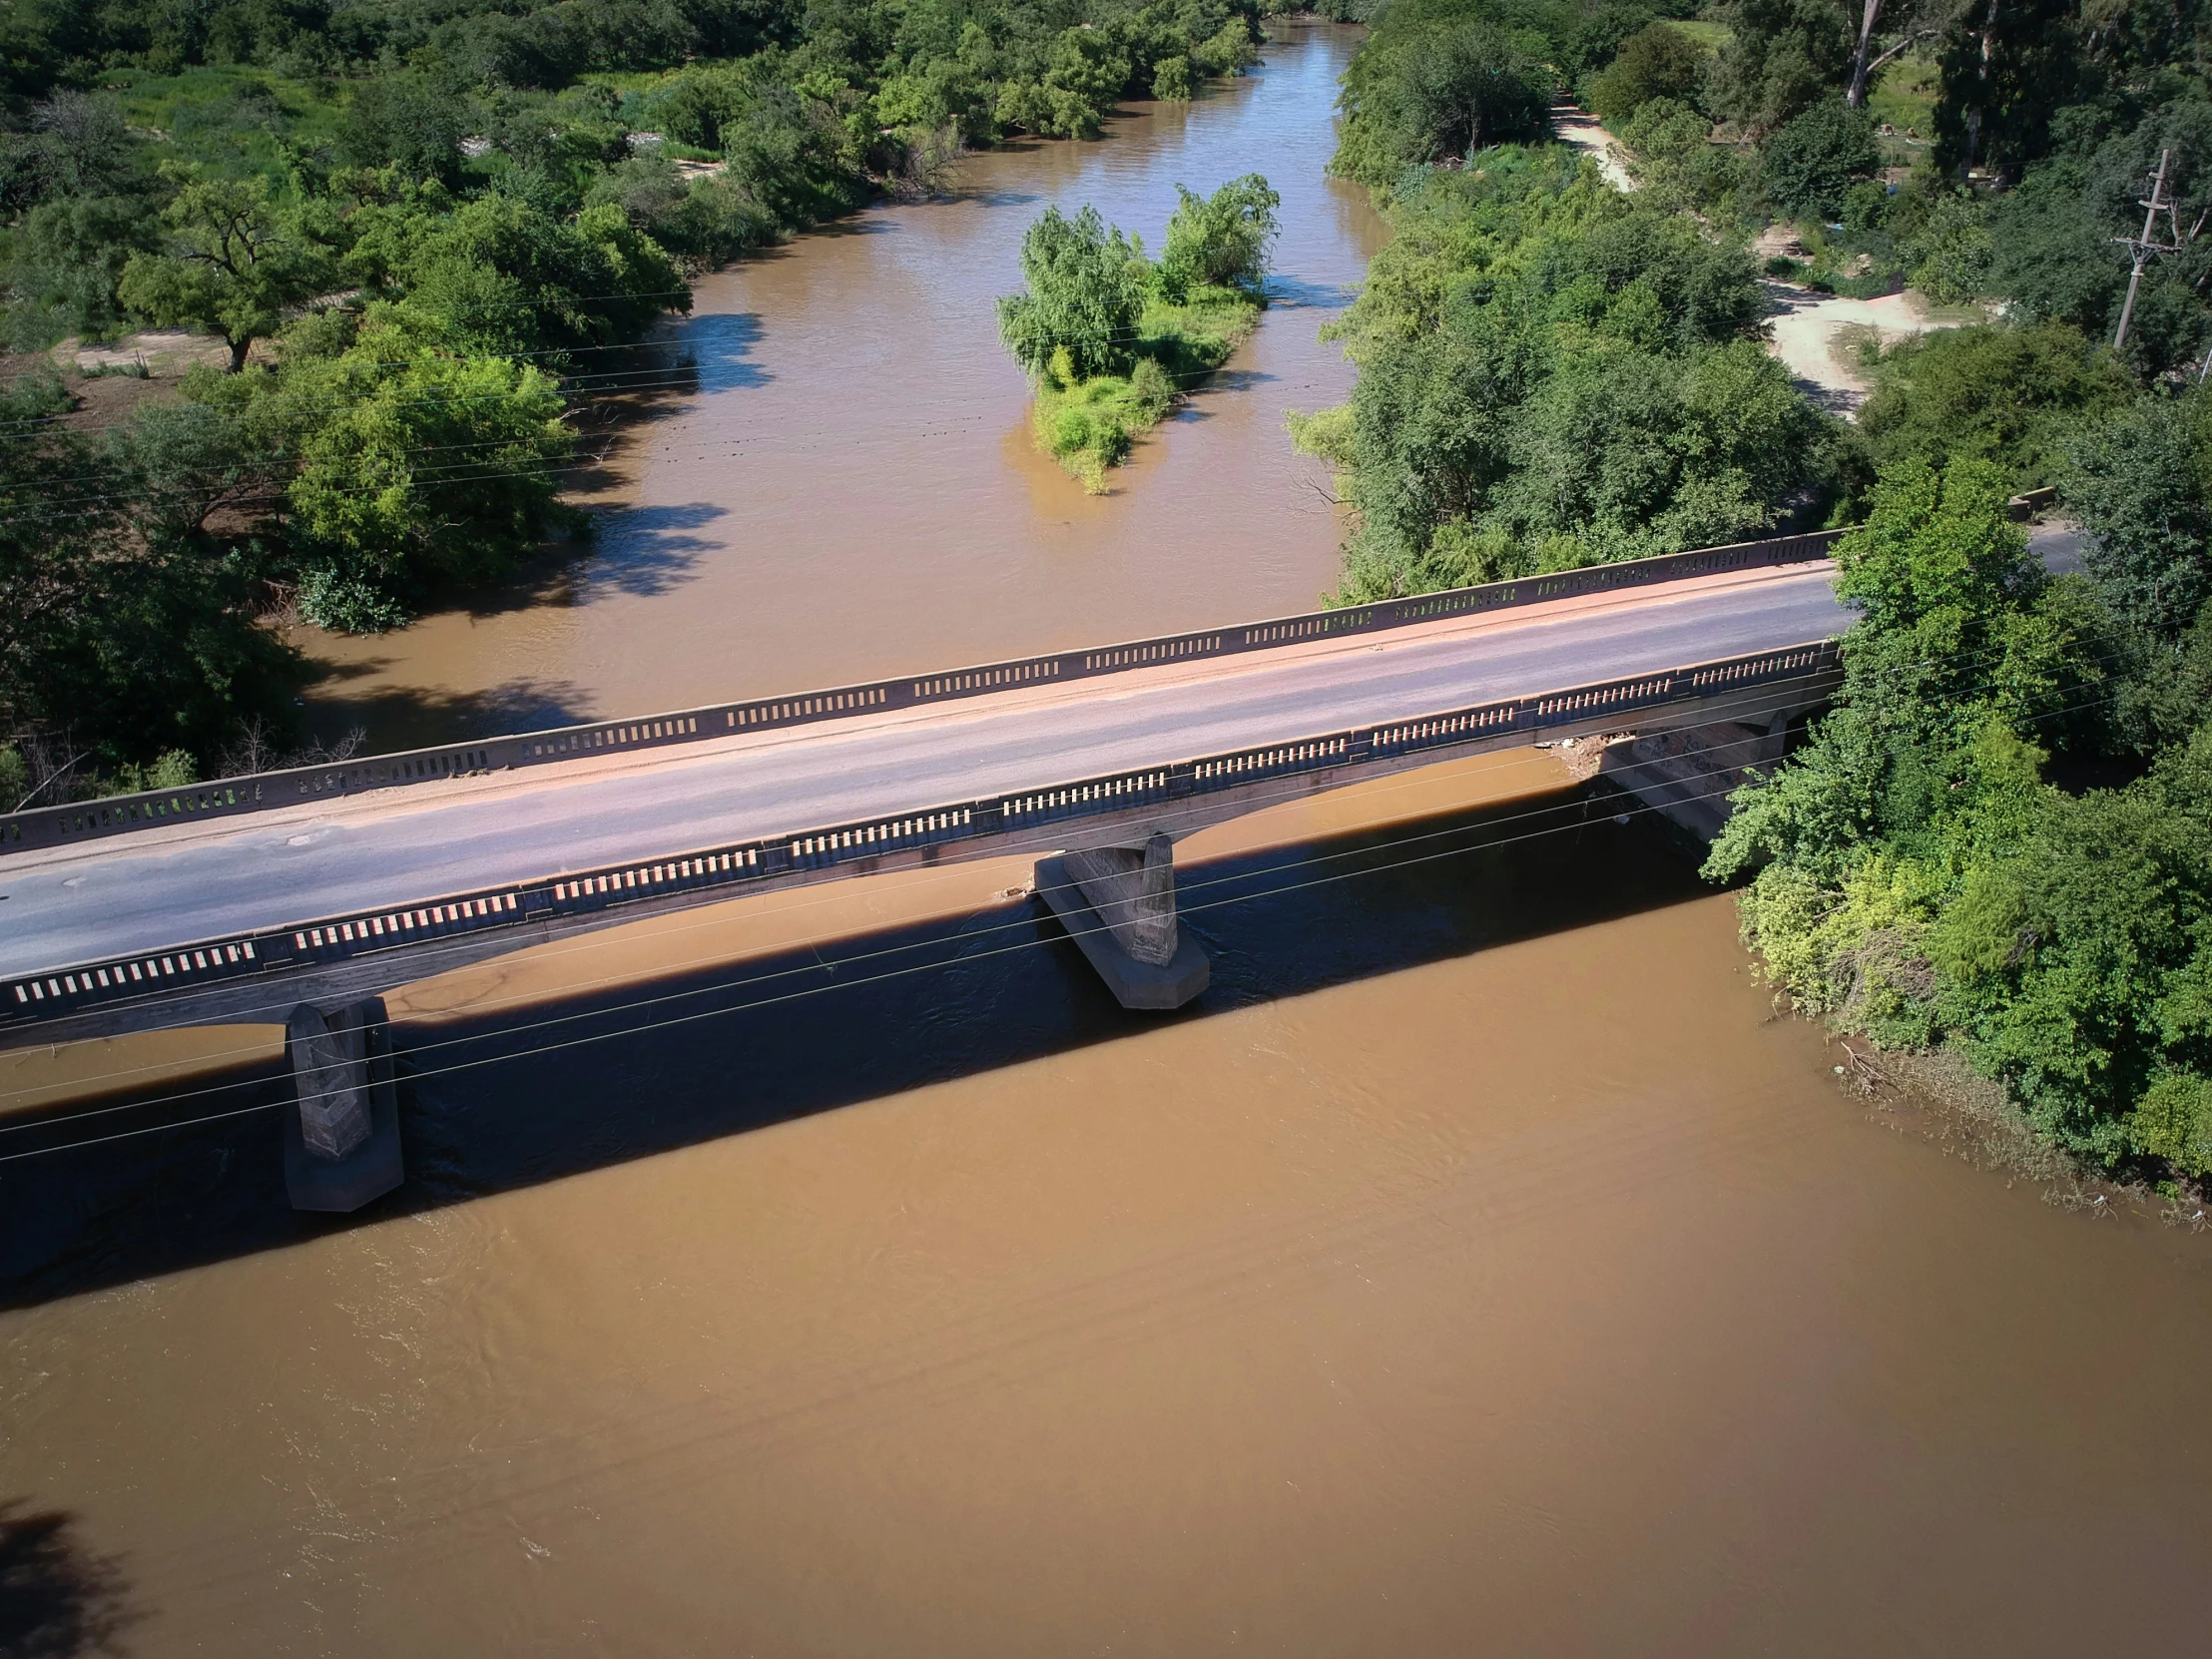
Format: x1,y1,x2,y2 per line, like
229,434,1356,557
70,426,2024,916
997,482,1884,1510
0,664,2137,1170
0,298,1316,442
0,554,2114,1086
0,747,1680,1110
0,356,1342,523
0,634,2136,1122
0,772,1784,1166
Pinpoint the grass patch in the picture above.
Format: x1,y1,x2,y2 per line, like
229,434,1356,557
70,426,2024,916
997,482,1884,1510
99,64,346,153
1866,55,1938,141
1671,19,1732,51
1033,283,1259,490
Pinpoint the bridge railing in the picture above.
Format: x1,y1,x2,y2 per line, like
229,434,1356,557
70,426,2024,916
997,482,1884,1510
0,528,1844,857
3,637,1843,1030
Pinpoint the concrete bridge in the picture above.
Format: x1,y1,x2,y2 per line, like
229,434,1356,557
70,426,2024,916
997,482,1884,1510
0,532,1856,1046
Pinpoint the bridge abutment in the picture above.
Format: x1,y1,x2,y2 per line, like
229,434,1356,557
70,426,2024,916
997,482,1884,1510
1596,712,1795,843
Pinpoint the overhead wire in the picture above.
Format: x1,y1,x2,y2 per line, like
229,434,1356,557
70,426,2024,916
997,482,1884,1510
0,581,2125,1093
0,291,1335,444
0,523,2103,1088
0,666,2141,1169
0,638,2139,1131
0,355,1350,525
0,592,1928,1089
0,770,1811,1165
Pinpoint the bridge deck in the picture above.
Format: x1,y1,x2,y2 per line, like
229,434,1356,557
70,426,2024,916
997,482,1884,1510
2,561,1849,991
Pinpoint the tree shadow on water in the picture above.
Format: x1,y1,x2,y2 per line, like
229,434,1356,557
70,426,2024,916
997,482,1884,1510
299,675,597,755
581,500,729,599
0,1502,138,1659
679,311,770,392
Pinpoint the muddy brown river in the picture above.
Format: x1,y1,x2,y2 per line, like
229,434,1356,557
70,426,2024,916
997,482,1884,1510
6,24,2211,1657
290,23,1381,752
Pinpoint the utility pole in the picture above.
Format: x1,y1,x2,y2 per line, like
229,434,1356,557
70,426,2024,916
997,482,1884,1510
2113,149,2182,351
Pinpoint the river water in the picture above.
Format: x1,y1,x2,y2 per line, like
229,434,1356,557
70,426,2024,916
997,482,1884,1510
7,24,2212,1657
290,22,1381,752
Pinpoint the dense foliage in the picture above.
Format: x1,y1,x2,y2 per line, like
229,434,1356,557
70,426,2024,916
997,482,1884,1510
1313,2,2212,1190
1299,145,1838,599
1585,22,1709,126
1710,448,2212,1182
1854,319,2132,490
999,175,1277,487
1332,0,1554,186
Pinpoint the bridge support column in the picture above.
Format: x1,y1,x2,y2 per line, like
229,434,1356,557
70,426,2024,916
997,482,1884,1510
283,997,404,1213
1597,713,1792,843
1035,832,1209,1011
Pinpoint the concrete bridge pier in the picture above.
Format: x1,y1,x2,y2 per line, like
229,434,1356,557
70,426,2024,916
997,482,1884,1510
1034,833,1209,1011
283,997,405,1212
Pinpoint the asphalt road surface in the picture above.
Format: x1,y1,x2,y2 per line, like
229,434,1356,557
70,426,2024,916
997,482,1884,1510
1,563,1857,979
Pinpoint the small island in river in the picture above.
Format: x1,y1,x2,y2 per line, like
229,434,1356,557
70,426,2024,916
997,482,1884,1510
997,176,1278,489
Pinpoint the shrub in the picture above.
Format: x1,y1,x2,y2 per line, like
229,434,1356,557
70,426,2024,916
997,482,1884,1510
1761,101,1881,221
1129,354,1175,417
1900,189,1993,304
2062,392,2212,641
1586,24,1708,126
1334,4,1554,186
1857,320,2130,489
1841,179,1889,231
1158,174,1280,298
996,205,1147,379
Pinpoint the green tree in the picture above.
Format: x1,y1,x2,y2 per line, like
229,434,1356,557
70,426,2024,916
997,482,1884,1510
1934,0,2078,183
0,373,303,784
259,309,579,630
2062,392,2212,641
1705,0,1857,134
1856,320,2131,489
334,73,470,185
3,195,161,346
359,193,687,360
1333,0,1553,187
1158,173,1279,298
117,168,335,372
1761,100,1881,219
996,204,1147,380
1618,97,1760,215
1586,24,1709,126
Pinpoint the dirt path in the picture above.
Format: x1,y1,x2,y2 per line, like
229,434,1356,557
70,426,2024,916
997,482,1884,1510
1553,107,1634,190
1759,282,1966,417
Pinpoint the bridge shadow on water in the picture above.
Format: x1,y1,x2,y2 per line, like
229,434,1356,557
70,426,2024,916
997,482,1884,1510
2,782,1709,1306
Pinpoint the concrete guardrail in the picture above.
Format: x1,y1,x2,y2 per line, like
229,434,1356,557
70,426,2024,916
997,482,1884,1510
0,529,1844,857
3,637,1843,1030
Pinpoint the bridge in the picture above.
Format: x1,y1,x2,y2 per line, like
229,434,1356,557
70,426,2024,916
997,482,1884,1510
0,532,1859,1047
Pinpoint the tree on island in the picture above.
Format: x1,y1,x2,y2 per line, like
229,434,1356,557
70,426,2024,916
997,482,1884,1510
995,178,1278,488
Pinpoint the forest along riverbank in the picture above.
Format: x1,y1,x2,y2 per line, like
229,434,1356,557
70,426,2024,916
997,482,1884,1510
5,752,2212,1654
285,22,1382,755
